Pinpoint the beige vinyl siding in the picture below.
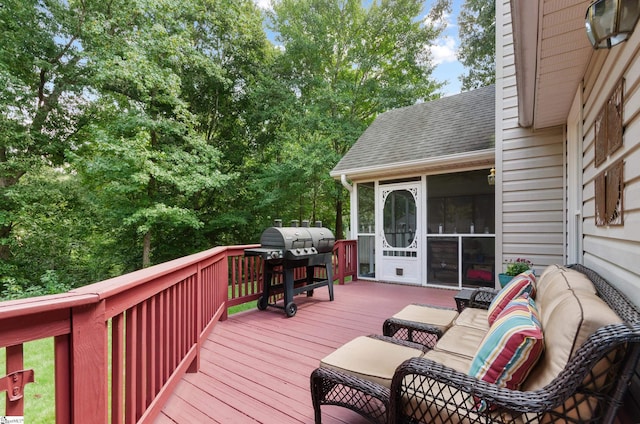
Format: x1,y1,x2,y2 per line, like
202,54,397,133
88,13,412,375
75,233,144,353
497,0,565,274
581,32,640,305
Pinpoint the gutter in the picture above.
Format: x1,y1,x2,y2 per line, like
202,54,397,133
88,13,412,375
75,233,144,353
340,174,353,193
511,0,540,128
330,149,495,181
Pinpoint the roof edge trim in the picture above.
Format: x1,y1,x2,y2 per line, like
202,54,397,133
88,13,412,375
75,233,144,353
511,0,540,128
330,149,495,180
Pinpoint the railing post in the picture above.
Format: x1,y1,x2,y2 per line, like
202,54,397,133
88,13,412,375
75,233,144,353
4,344,27,417
350,240,358,281
221,250,229,321
338,242,346,285
71,300,108,424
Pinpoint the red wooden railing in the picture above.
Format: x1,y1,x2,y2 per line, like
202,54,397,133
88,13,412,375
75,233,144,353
0,240,357,423
333,239,357,284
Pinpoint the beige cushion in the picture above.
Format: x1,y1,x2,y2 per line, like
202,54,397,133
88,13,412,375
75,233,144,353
392,305,459,333
537,263,569,282
433,325,486,359
454,307,490,332
536,265,596,312
424,349,472,374
523,291,622,390
320,336,424,388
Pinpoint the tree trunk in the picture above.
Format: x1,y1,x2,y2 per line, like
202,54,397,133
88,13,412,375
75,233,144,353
0,225,11,260
335,198,344,239
143,128,158,269
334,180,349,239
142,231,151,268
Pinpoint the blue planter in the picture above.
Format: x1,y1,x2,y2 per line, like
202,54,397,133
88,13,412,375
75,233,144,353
498,273,513,288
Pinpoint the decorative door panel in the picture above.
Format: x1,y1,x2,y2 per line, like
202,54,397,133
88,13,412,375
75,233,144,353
377,183,422,284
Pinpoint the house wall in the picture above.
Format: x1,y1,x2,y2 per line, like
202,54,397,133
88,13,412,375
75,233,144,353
499,1,640,417
496,0,566,275
581,29,640,307
578,20,640,420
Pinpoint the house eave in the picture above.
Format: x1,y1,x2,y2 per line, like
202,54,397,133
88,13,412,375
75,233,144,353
511,0,593,130
330,149,495,182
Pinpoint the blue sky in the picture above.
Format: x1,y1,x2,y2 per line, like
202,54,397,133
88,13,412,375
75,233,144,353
429,0,465,95
254,0,466,96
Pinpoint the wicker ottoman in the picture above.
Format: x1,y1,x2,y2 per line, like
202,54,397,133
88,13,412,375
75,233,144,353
310,334,426,424
382,304,458,348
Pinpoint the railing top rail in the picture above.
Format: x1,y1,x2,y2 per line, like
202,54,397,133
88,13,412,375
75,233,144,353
71,244,258,300
0,241,354,322
0,292,97,320
0,244,261,321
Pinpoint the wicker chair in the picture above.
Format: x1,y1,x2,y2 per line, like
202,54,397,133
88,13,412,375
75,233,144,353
310,264,640,424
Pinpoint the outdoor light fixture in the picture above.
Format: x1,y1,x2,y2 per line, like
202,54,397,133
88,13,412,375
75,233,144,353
586,0,640,49
487,168,496,186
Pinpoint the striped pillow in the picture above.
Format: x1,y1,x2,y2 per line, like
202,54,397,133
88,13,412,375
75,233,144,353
487,270,536,325
469,293,544,411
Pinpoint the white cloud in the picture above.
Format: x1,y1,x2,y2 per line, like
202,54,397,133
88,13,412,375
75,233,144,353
254,0,272,10
429,36,457,65
443,11,458,31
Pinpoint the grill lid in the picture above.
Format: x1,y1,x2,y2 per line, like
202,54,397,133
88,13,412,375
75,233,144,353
245,221,336,260
304,227,335,253
260,227,313,250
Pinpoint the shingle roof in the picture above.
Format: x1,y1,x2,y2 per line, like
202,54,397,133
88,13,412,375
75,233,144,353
331,85,495,175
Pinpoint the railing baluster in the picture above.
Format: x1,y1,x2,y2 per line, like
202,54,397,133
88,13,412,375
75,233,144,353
125,306,136,424
55,335,71,424
111,313,124,424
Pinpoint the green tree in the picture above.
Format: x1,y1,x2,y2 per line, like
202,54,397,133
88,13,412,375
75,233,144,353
76,0,239,268
1,0,271,288
0,0,97,261
457,0,496,90
265,0,450,237
177,0,279,245
2,169,87,296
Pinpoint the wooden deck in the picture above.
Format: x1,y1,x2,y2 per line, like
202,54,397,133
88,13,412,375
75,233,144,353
155,280,458,424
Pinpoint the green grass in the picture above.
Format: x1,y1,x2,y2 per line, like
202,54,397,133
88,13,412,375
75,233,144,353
228,281,261,315
228,298,258,315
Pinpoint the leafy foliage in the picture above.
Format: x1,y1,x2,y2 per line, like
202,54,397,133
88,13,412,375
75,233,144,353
0,0,452,299
504,258,533,276
266,0,450,236
457,0,496,90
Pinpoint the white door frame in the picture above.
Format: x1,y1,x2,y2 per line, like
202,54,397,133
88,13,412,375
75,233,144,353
376,181,423,284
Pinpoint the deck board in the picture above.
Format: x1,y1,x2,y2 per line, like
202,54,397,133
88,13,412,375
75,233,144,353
156,280,458,423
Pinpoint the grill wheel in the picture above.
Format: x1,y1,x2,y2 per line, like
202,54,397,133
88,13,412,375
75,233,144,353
257,296,269,311
285,302,297,317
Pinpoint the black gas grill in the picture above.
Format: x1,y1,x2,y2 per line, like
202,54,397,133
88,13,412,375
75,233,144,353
244,220,335,317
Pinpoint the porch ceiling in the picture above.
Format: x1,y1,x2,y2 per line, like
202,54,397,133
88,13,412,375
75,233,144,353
512,0,593,129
